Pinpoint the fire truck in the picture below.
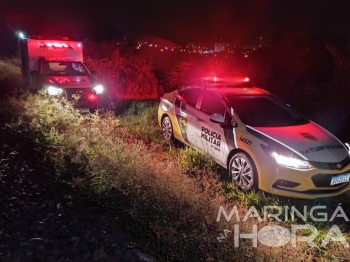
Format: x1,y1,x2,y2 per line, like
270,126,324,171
18,37,103,113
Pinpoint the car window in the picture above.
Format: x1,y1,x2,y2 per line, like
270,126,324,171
200,91,226,116
178,88,202,107
227,95,309,127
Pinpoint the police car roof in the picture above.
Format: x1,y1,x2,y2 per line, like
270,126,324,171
210,86,270,96
184,85,270,96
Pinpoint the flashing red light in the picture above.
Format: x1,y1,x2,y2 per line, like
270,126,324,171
244,77,250,82
46,77,55,84
40,43,72,49
87,94,97,101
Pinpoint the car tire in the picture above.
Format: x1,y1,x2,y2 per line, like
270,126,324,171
228,152,258,191
161,115,174,141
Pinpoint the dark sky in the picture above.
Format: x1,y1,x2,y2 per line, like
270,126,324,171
2,0,350,46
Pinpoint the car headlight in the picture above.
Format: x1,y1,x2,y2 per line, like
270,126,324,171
93,85,104,94
47,86,63,96
272,152,312,169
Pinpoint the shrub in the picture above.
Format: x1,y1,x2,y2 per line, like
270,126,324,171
0,57,23,98
2,57,350,262
84,41,164,101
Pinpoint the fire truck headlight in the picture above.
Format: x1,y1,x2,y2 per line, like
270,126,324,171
93,85,104,94
47,86,63,96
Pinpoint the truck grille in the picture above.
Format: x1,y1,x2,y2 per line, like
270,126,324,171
63,88,96,107
64,88,93,98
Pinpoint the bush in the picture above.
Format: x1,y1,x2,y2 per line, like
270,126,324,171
84,41,164,101
2,54,350,261
0,58,23,98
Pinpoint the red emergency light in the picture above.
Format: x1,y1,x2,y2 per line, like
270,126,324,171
87,94,97,101
40,43,73,49
46,77,55,84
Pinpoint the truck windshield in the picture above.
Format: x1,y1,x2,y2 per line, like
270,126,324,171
227,95,309,127
43,61,89,76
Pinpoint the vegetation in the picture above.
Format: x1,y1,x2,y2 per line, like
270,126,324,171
84,41,164,100
1,43,350,261
0,57,23,98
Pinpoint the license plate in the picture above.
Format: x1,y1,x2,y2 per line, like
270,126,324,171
330,173,350,185
80,108,90,114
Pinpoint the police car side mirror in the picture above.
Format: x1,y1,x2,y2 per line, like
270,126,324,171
209,114,225,124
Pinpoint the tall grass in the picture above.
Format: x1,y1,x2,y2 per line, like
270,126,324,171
1,58,349,261
0,57,23,98
1,92,237,260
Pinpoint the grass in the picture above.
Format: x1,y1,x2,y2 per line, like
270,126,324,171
1,58,350,261
0,57,23,98
1,91,234,261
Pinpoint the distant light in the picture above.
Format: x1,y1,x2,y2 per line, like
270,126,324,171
244,77,249,82
18,32,25,39
78,43,81,47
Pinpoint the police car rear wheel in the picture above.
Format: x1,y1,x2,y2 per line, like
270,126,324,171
161,116,174,141
229,153,257,191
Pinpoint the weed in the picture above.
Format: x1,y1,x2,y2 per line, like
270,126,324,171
1,58,350,261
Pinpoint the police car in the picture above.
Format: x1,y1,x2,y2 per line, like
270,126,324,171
158,77,350,199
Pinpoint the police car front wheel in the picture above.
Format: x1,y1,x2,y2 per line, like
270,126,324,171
161,116,174,141
229,152,257,191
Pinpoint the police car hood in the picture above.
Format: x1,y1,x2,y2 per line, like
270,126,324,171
252,122,349,162
51,76,92,88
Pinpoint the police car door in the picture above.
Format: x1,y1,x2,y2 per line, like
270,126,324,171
195,90,229,166
174,88,203,149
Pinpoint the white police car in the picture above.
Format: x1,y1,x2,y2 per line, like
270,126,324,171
158,78,350,199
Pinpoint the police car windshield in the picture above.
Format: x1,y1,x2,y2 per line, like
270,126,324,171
227,95,309,127
43,61,89,76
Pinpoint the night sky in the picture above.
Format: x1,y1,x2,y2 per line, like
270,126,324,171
2,0,350,46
